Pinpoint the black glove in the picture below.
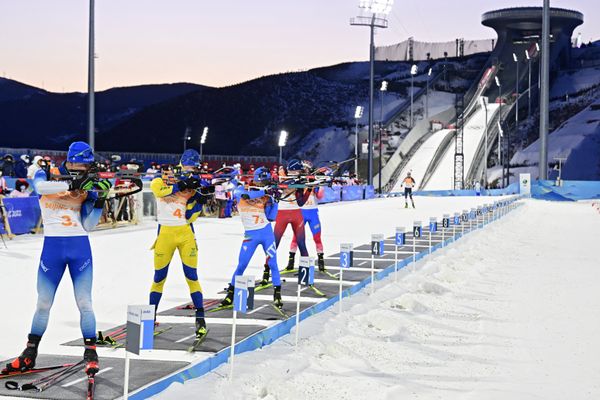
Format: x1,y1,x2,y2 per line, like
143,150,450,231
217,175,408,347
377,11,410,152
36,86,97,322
69,176,93,191
177,180,188,191
185,177,200,190
200,185,215,195
265,186,282,200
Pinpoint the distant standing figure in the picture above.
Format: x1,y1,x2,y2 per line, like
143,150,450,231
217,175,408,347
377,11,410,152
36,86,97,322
402,172,416,208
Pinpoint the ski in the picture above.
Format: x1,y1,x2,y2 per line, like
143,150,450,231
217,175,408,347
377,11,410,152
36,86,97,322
208,304,233,313
0,363,76,379
318,269,339,279
279,268,298,276
309,285,326,297
255,282,273,292
187,329,210,352
176,299,221,310
271,304,290,319
110,325,174,349
5,360,85,392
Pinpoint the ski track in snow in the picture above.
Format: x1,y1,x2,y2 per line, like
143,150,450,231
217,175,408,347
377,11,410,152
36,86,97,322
158,200,600,400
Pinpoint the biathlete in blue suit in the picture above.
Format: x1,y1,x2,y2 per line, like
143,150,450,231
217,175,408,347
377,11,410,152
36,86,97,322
2,142,111,377
219,167,283,309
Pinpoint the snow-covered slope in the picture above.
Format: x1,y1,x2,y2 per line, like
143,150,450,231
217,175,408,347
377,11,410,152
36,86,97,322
511,98,600,180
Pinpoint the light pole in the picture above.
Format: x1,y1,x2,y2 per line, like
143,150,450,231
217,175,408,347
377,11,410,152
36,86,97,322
495,75,503,186
278,130,288,166
200,127,208,159
497,121,503,187
182,127,191,152
539,0,550,180
410,64,418,128
354,106,364,178
513,52,519,126
351,0,394,187
479,97,488,188
525,48,532,118
425,68,432,121
379,81,388,193
87,0,95,148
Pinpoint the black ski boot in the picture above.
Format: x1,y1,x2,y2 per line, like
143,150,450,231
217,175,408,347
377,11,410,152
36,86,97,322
273,286,283,309
220,284,234,307
83,338,99,376
2,334,41,374
260,264,271,286
286,252,296,270
195,316,208,341
317,253,325,272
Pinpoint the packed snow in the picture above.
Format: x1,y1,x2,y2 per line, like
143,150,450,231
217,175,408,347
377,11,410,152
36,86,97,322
157,199,600,400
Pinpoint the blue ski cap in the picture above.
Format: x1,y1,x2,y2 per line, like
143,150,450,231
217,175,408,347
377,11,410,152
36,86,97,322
287,159,303,171
67,141,94,164
180,149,201,167
253,167,271,183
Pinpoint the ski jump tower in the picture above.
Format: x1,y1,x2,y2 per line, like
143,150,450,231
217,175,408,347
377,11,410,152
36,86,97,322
461,7,583,188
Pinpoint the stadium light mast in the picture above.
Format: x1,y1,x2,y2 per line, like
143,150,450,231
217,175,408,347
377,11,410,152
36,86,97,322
378,81,388,193
425,68,432,120
495,76,506,187
513,52,519,126
87,0,95,149
539,0,550,180
479,97,489,188
410,64,418,128
525,49,532,117
182,127,192,152
354,106,364,178
278,130,288,165
350,0,394,187
200,127,208,159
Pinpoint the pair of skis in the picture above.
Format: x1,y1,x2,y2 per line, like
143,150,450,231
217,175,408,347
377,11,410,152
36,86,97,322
4,360,95,399
97,325,173,348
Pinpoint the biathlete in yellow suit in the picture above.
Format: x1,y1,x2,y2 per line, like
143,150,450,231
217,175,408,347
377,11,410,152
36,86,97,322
149,149,208,342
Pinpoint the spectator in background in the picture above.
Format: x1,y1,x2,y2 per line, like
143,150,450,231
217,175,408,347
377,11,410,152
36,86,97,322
1,154,16,177
0,170,9,195
15,155,29,178
10,179,30,198
27,155,44,179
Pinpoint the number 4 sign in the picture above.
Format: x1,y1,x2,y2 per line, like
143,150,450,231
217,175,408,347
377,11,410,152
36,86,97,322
371,234,384,256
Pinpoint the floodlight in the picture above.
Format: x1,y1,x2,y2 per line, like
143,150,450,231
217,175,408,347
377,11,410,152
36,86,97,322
525,49,530,60
535,42,540,52
359,0,394,15
278,130,288,147
355,106,364,119
380,81,388,91
494,76,500,87
201,127,208,144
513,53,518,62
428,68,432,76
410,64,418,75
497,121,503,137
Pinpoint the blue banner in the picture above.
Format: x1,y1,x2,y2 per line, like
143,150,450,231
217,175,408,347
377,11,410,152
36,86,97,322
341,186,363,202
318,186,341,204
532,180,600,201
2,197,41,235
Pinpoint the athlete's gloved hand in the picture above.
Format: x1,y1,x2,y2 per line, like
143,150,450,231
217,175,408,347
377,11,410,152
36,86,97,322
94,179,112,199
176,180,189,191
200,185,215,195
265,186,282,200
69,176,93,191
184,177,201,190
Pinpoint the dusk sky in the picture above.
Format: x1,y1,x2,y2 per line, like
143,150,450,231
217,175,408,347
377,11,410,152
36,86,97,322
1,0,597,92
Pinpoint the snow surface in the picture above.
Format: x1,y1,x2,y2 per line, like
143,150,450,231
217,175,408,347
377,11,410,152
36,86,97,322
550,67,600,99
0,197,501,366
158,199,600,400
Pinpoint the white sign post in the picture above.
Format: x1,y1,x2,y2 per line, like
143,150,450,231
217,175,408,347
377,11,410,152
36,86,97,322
412,222,422,271
296,257,314,346
229,275,252,381
124,305,155,399
370,234,384,294
461,210,468,236
428,217,437,254
394,228,406,282
339,244,353,313
441,214,450,246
